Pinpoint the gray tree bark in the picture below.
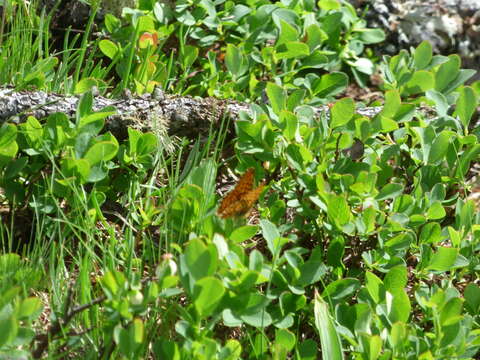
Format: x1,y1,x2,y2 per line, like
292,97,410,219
0,87,383,142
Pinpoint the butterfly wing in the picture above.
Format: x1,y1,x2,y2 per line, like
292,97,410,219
218,182,265,219
217,168,255,218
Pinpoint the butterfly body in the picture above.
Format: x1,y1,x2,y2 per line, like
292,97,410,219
217,168,264,219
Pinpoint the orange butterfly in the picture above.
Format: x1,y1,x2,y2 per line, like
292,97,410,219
217,168,265,219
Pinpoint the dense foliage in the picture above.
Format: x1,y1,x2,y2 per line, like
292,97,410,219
0,0,480,359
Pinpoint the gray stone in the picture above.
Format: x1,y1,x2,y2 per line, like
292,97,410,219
355,0,480,81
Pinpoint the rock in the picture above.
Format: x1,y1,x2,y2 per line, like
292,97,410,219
355,0,480,81
101,0,137,18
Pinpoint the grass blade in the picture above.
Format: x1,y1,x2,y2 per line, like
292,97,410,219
314,289,344,360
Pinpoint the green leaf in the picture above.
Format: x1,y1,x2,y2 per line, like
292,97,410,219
426,247,458,271
380,90,401,119
272,9,299,32
322,278,360,303
298,260,327,286
137,132,158,155
230,225,258,243
447,226,461,247
182,45,199,70
305,24,327,50
223,308,243,327
352,58,374,75
359,334,382,360
318,0,341,10
419,222,442,244
21,57,57,89
275,329,296,351
276,19,298,46
285,143,313,170
118,319,138,349
99,39,119,59
440,298,463,326
455,86,477,129
326,236,345,268
435,54,460,93
155,339,180,359
61,158,91,183
458,199,475,232
390,322,407,350
299,51,328,69
464,284,480,314
0,254,21,278
132,318,144,344
428,131,451,163
442,69,476,94
327,195,351,228
266,82,287,114
3,156,25,180
389,289,411,322
220,340,242,359
0,133,18,167
313,291,344,360
286,90,306,112
0,314,17,348
104,13,120,33
384,266,407,292
84,140,119,165
297,339,317,360
414,40,432,70
88,165,108,183
74,77,100,95
100,270,126,298
77,91,93,122
426,202,446,220
78,109,116,135
456,144,480,177
127,128,142,155
372,115,398,133
356,28,385,44
426,90,449,116
276,41,310,60
279,111,299,142
405,71,435,95
365,272,384,304
313,72,348,98
240,309,272,328
376,183,403,201
0,285,20,310
413,126,436,164
193,277,225,317
184,238,217,282
330,98,355,128
137,14,155,32
22,116,43,148
3,180,25,204
249,250,264,272
225,44,244,78
0,123,17,148
260,219,282,256
17,297,42,320
14,327,36,347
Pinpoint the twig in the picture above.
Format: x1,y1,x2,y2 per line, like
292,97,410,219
32,275,158,358
32,293,106,359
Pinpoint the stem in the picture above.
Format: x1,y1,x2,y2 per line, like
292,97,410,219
72,0,100,92
121,21,140,92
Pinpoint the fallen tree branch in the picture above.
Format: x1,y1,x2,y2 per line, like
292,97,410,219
32,275,158,359
32,288,106,359
0,86,383,141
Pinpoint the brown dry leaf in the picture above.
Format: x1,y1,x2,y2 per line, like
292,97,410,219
217,168,265,218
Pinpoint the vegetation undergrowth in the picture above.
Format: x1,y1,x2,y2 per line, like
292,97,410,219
0,0,480,359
